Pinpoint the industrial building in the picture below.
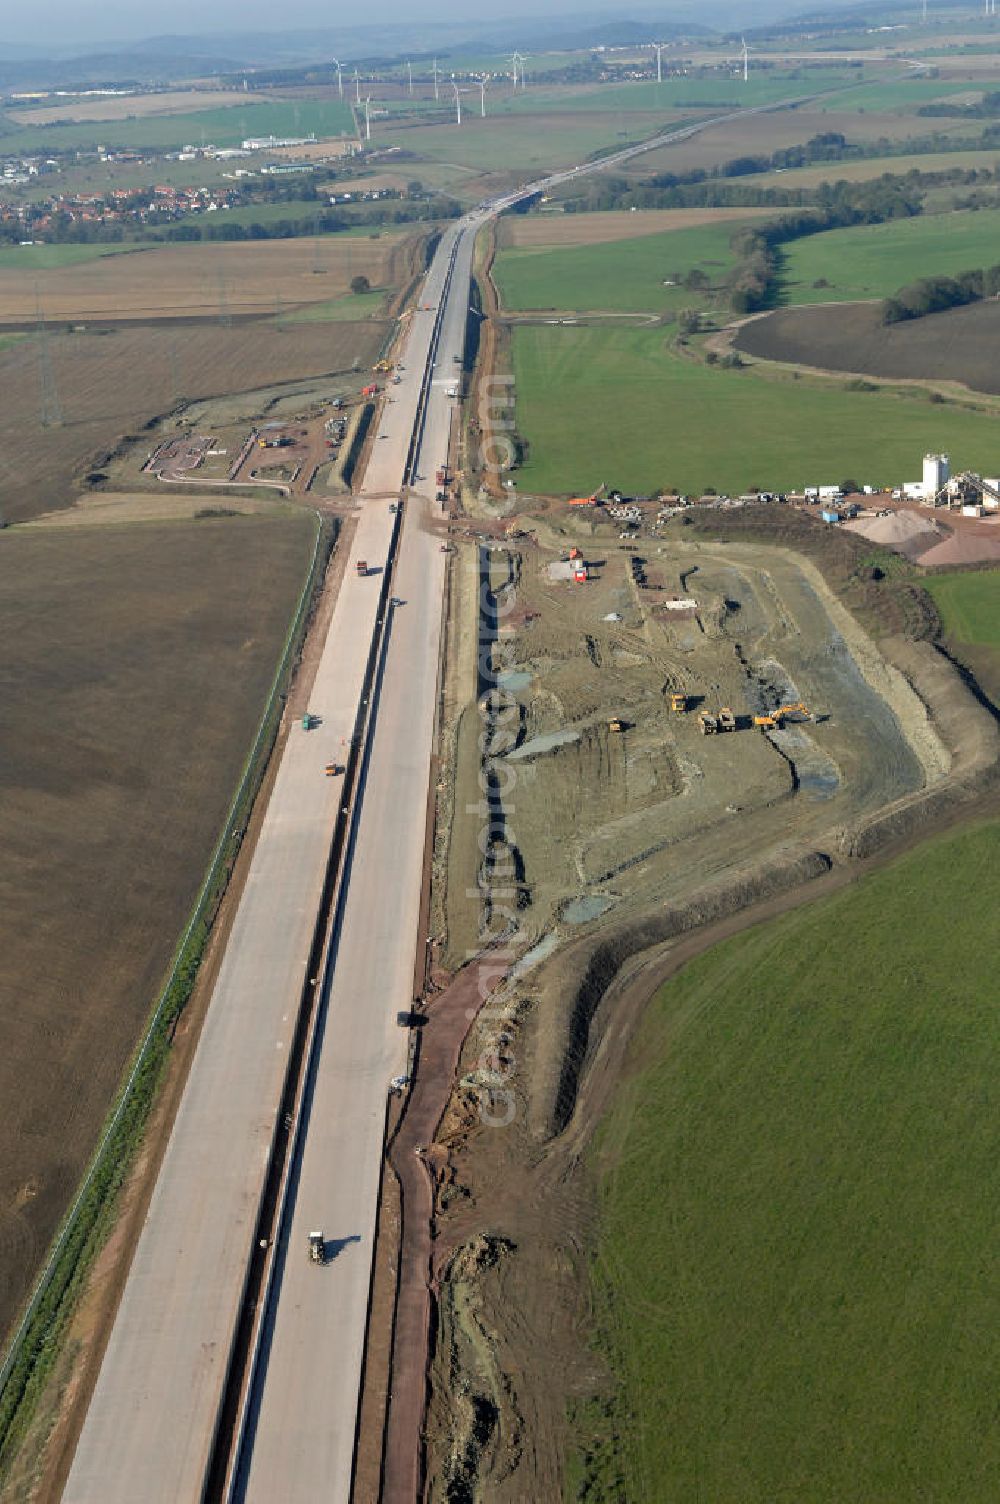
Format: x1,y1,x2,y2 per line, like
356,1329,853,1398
902,453,1000,510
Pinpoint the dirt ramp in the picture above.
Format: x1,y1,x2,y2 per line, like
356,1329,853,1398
529,843,833,1140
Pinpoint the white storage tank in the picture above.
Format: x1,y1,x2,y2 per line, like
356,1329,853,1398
923,453,949,498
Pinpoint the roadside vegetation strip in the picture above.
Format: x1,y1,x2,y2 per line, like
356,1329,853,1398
0,511,334,1478
582,817,1000,1503
509,324,1000,497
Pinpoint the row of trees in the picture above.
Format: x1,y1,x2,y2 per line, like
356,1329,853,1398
918,91,1000,119
727,178,923,314
883,263,1000,323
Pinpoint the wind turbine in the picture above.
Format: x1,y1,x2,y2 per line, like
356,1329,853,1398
407,60,413,95
511,51,520,90
332,57,343,98
478,76,488,117
432,58,441,101
354,68,361,105
452,80,463,125
364,95,372,141
741,36,749,82
652,42,665,83
517,52,528,88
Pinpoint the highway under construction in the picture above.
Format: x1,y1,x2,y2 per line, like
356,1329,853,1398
58,98,846,1504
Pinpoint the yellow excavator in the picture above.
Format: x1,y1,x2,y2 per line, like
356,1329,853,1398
754,702,811,731
670,692,687,714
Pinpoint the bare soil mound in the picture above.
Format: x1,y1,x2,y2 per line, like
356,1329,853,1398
736,298,1000,396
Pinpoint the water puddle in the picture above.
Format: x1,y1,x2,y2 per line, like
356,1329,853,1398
562,895,614,925
510,930,559,979
507,728,581,761
497,668,533,694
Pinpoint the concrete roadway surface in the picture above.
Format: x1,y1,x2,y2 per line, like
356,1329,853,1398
62,99,797,1504
62,219,466,1504
233,229,475,1503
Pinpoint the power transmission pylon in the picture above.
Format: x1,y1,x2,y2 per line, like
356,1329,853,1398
35,292,63,428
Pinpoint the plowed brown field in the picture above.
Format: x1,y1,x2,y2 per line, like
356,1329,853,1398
0,232,414,323
0,514,316,1352
0,320,386,522
735,297,1000,395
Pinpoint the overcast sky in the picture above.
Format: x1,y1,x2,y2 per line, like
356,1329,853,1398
3,0,649,51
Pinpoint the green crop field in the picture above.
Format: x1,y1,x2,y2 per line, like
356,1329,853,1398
282,288,388,321
494,219,757,312
377,112,694,171
831,76,989,112
511,325,1000,495
781,207,1000,305
498,69,882,114
0,242,155,270
583,817,1000,1501
927,569,1000,646
0,97,356,153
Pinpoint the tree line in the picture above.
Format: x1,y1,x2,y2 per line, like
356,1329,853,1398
883,263,1000,323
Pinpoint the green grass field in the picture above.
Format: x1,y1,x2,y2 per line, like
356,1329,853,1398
831,76,989,112
927,569,1000,646
511,325,1000,495
377,112,695,171
781,207,1000,305
281,289,388,321
586,816,1000,1501
0,242,154,270
494,218,756,312
0,97,356,153
497,69,882,114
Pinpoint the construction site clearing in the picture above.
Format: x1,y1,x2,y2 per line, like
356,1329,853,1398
440,527,973,980
134,378,382,500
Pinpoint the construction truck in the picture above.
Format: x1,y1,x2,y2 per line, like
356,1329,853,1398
753,713,778,731
670,692,687,714
361,383,379,399
608,717,624,734
324,762,344,777
718,707,737,732
302,712,317,731
698,711,718,735
308,1231,325,1265
356,559,368,577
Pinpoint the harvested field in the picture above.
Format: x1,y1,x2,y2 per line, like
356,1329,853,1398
0,320,386,522
736,297,1000,396
25,492,289,528
0,232,415,324
499,206,774,250
0,513,316,1352
738,147,1000,190
5,89,248,126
